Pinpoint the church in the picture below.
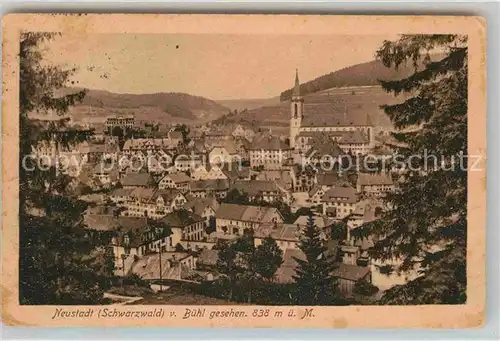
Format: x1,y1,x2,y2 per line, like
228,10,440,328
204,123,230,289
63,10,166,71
289,70,375,155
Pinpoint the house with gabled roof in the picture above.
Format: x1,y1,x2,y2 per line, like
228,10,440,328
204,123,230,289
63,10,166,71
83,214,173,275
215,203,284,236
158,209,206,245
248,135,292,170
321,185,358,219
174,153,204,172
229,180,290,204
356,172,395,197
253,222,302,252
188,179,230,200
158,172,192,191
119,188,187,219
183,196,219,227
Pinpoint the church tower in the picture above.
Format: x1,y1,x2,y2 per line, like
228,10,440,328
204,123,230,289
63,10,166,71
289,69,303,149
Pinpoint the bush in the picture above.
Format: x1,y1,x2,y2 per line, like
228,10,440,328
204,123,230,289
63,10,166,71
353,280,379,296
122,273,148,287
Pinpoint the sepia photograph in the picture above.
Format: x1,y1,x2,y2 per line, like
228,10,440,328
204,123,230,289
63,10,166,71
2,14,486,328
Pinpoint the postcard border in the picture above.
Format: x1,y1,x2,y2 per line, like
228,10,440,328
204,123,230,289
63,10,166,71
1,14,487,328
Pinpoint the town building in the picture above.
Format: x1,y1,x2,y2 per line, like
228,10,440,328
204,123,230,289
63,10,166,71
232,124,255,142
130,252,197,281
122,138,178,155
82,214,170,275
158,172,191,191
356,172,395,197
159,209,206,244
290,164,317,192
332,263,372,295
308,185,326,206
188,179,230,200
346,199,383,247
321,185,358,218
207,140,241,165
105,114,134,130
183,196,219,228
253,223,301,252
229,180,290,204
215,203,284,236
174,154,203,172
121,189,188,219
248,135,292,170
255,169,294,193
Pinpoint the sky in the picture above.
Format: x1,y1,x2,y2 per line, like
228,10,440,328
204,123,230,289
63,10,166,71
43,33,399,100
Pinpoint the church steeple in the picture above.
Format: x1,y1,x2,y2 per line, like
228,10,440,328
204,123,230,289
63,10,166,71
290,69,303,150
293,68,301,97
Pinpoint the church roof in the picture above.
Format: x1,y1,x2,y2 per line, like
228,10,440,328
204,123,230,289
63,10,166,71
301,103,373,127
339,130,369,144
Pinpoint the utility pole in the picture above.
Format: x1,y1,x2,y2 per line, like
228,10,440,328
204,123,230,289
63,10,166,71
158,243,163,293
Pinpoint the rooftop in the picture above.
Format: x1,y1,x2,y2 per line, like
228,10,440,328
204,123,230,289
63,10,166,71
121,172,155,187
249,135,290,151
357,172,394,186
158,209,204,228
165,172,192,183
183,197,219,216
253,223,301,242
189,179,230,191
301,104,373,127
339,130,369,144
321,186,358,204
230,180,281,197
215,203,281,223
331,263,371,281
130,252,193,280
306,134,345,158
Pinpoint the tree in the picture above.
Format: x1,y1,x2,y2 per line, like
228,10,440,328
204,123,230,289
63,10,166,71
233,233,257,303
253,236,284,282
215,241,241,301
206,216,217,234
174,124,191,145
353,280,379,297
111,126,124,138
19,33,108,304
354,35,467,304
224,188,250,205
292,214,337,305
331,221,347,241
